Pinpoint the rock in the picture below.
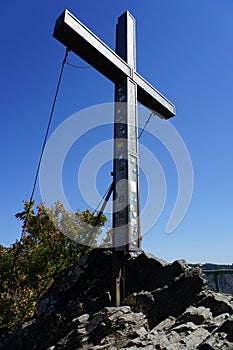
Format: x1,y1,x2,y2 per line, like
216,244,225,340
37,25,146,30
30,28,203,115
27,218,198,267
0,249,114,350
151,316,176,332
177,306,212,325
123,322,210,350
197,291,233,317
197,332,233,349
37,249,113,318
1,249,233,349
218,316,233,341
49,306,149,350
126,264,207,328
126,253,202,294
87,307,148,347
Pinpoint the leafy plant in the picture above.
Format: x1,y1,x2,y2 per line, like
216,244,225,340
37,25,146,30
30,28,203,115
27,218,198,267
0,201,108,336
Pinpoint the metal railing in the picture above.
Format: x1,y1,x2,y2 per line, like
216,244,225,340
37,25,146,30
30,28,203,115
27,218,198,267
203,269,233,293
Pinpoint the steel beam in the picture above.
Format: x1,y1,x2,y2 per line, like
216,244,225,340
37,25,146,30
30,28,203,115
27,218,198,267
53,9,175,119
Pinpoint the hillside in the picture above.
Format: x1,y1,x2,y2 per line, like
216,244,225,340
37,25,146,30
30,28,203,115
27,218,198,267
1,249,233,349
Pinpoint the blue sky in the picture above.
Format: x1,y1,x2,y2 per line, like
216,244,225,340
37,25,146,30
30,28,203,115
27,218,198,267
1,0,233,264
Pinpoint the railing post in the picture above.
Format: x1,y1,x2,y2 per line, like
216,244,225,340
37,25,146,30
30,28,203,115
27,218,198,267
214,273,220,293
203,269,233,294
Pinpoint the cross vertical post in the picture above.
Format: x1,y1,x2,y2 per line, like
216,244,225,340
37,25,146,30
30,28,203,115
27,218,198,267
112,12,140,306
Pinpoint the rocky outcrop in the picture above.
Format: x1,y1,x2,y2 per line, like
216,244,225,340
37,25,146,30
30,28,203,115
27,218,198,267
1,249,233,349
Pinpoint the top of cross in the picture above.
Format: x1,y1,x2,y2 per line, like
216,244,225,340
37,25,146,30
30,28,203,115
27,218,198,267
53,9,175,119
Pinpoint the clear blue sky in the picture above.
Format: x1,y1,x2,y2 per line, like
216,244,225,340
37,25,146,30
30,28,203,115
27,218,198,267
1,0,233,264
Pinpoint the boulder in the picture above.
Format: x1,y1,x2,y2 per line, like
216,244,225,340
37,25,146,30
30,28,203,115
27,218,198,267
196,291,233,317
47,306,149,350
1,248,233,349
218,316,233,341
176,306,213,325
197,332,233,350
126,265,207,327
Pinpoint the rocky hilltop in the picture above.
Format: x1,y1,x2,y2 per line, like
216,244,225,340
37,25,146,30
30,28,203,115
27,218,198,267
1,249,233,349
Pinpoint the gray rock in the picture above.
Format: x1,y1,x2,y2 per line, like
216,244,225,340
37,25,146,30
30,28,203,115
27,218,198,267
197,291,233,317
48,306,148,350
177,306,212,325
151,316,176,332
126,265,207,328
218,316,233,341
1,249,233,350
126,252,204,294
181,327,210,349
197,331,233,349
87,306,148,348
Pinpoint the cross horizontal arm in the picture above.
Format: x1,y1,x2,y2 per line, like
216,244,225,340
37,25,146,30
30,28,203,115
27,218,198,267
53,10,175,119
54,10,131,82
134,72,175,119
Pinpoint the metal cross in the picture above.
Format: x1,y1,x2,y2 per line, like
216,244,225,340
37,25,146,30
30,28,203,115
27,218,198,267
53,10,175,306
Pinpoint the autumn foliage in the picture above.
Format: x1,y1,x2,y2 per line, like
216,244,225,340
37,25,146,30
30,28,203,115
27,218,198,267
0,201,108,336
